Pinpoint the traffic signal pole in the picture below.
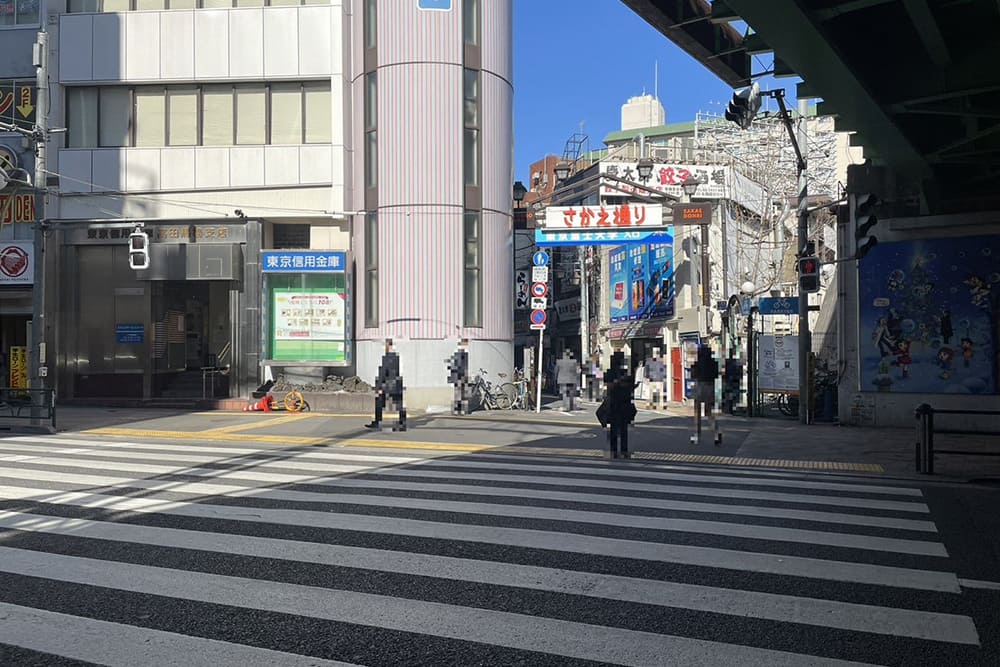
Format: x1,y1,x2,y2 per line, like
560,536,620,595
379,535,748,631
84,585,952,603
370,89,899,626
30,30,49,424
795,98,811,424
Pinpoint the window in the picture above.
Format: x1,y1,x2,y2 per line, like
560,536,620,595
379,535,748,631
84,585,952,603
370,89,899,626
364,0,377,50
64,83,330,148
66,88,98,148
202,85,234,146
67,0,99,11
365,213,378,327
463,69,479,187
463,211,481,326
462,0,478,46
235,85,266,145
134,88,166,147
270,83,302,145
99,88,130,148
304,83,331,143
0,0,40,25
167,89,198,146
364,72,377,189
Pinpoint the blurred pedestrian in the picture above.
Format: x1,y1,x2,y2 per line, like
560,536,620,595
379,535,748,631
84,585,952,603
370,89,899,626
446,338,470,415
366,338,407,432
555,350,580,412
690,345,721,445
645,348,666,410
598,351,637,459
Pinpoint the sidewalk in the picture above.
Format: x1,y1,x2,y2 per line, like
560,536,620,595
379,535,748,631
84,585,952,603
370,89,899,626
3,402,999,483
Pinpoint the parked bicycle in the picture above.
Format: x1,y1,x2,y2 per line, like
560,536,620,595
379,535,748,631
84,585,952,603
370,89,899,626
497,368,531,411
472,368,511,410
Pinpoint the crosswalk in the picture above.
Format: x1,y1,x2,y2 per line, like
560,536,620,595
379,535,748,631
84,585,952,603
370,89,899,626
0,433,989,666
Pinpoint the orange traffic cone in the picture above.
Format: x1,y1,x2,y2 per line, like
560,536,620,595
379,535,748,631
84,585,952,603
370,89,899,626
243,395,273,412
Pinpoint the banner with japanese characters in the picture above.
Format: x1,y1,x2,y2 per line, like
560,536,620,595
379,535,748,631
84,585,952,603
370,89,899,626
540,203,664,232
599,162,767,216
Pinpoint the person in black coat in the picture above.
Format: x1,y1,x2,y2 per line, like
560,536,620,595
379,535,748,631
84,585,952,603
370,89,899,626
366,338,407,432
447,338,470,415
690,345,720,445
598,351,637,459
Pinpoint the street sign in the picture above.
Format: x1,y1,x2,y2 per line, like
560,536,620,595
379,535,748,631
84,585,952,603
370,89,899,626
531,296,547,310
757,296,799,316
530,309,547,325
531,265,548,282
529,323,546,330
531,282,548,298
671,203,713,225
0,83,37,129
532,250,550,267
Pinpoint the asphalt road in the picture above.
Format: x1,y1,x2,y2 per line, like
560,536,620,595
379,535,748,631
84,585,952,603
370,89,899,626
0,430,997,666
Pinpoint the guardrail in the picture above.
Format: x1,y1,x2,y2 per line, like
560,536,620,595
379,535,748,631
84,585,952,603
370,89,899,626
915,403,1000,474
0,387,57,429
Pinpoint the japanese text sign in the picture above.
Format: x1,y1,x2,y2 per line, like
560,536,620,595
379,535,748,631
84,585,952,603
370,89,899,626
262,251,347,273
540,203,664,232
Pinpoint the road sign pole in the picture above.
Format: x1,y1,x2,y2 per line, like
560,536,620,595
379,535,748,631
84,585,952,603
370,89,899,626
535,327,543,413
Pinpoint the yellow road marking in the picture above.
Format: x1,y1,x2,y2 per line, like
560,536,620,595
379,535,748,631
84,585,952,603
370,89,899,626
202,414,308,434
82,427,495,452
192,411,398,418
83,427,326,446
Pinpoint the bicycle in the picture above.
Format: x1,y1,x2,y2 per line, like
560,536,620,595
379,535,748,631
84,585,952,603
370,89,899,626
472,369,511,410
498,368,530,411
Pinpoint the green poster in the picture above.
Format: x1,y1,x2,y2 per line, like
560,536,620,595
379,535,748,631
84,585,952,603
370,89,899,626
270,287,346,362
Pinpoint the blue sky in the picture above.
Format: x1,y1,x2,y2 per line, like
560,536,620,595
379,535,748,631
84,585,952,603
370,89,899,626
512,0,784,182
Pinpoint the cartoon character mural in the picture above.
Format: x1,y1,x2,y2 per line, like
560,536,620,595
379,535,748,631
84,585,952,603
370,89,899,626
859,235,999,394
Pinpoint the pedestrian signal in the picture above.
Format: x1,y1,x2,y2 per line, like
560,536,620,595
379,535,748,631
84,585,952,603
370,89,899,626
797,256,820,294
128,228,150,270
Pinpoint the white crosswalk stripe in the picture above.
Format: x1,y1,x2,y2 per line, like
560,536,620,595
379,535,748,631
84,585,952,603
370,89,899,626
0,433,987,666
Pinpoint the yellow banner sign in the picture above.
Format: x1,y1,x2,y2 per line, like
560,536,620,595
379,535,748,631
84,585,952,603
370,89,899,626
0,193,36,224
9,346,28,389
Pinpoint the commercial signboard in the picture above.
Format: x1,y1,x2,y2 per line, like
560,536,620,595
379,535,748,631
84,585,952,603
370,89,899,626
8,346,27,389
599,161,767,216
539,203,664,232
0,192,35,225
0,241,33,284
608,231,675,324
263,250,349,364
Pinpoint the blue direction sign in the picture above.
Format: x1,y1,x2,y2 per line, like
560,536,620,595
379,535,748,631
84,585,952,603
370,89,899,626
532,250,550,267
534,229,672,247
530,309,547,325
757,296,799,316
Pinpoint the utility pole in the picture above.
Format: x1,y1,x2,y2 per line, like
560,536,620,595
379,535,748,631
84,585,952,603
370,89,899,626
29,30,49,424
796,98,810,425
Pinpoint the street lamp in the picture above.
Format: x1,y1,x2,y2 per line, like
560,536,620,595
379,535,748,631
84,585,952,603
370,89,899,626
553,160,571,183
681,175,701,198
636,157,654,181
512,180,527,204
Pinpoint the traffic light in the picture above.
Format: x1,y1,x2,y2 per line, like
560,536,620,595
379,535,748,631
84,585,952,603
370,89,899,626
798,255,820,294
128,227,150,270
852,193,879,259
724,81,762,130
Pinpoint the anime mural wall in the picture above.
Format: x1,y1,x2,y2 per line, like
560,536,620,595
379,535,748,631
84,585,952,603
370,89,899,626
859,235,999,394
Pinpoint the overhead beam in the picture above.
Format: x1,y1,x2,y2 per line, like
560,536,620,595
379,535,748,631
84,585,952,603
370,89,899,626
901,0,951,67
814,0,895,21
723,0,930,178
929,121,1000,158
621,0,751,88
